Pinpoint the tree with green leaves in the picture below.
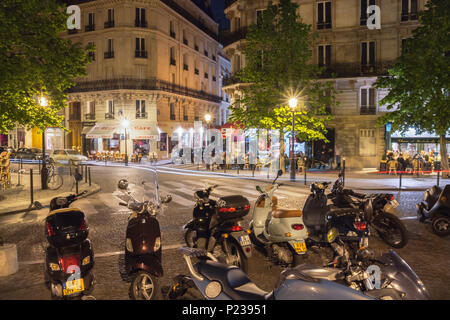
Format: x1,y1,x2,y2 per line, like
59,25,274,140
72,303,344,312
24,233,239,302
228,0,337,170
0,0,93,134
375,0,449,175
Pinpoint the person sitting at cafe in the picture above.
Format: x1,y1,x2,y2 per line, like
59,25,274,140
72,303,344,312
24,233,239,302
397,153,406,171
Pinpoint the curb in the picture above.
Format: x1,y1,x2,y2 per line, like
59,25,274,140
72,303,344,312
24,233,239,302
0,184,101,216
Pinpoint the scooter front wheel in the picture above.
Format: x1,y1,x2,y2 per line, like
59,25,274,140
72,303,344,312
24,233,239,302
184,228,197,248
432,214,450,237
129,271,160,300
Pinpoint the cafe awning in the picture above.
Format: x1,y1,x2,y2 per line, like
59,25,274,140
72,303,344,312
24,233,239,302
129,121,159,141
86,123,117,139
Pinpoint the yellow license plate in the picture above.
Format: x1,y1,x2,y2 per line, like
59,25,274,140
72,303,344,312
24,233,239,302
63,278,84,296
293,242,307,253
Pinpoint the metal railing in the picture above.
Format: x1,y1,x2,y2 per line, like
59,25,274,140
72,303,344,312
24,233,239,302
135,50,148,58
220,27,248,47
105,113,115,119
67,78,222,103
85,114,95,120
136,112,148,119
85,24,95,32
104,51,114,59
104,20,115,28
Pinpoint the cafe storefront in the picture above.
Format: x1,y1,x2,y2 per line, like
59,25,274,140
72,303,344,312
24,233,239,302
389,129,450,157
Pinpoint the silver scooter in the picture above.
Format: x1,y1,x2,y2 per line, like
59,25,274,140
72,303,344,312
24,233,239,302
249,170,308,266
167,247,430,300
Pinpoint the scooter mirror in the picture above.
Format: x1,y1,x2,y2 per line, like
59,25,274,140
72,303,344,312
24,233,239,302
277,169,283,177
161,195,172,204
256,185,263,193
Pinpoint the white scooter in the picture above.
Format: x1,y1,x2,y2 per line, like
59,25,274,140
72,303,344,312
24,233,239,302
249,170,308,266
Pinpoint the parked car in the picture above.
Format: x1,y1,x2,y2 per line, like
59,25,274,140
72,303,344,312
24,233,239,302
11,148,45,160
50,149,88,165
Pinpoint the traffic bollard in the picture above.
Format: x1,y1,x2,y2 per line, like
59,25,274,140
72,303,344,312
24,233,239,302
30,169,33,205
342,159,346,186
85,165,88,183
304,168,307,186
88,167,92,187
399,173,402,189
437,171,440,186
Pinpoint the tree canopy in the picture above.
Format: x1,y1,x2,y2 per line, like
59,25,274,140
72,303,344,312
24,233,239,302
228,0,336,143
0,0,93,133
375,0,450,172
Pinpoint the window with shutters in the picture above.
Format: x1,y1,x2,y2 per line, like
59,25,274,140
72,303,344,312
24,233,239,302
360,87,376,115
401,0,418,21
360,0,376,26
317,2,332,29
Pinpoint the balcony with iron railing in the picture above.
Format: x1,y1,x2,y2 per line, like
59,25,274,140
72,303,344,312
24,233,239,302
360,106,377,115
85,113,95,121
220,27,248,47
136,112,148,119
105,113,115,119
67,78,222,103
318,61,395,78
104,51,114,59
135,20,148,28
104,20,115,28
85,24,95,32
135,50,148,58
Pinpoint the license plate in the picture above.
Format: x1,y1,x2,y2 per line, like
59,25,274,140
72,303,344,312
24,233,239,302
390,199,399,208
293,241,307,253
63,278,84,296
238,235,251,246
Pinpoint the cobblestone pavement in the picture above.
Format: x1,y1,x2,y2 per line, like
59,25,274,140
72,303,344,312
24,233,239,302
0,166,448,300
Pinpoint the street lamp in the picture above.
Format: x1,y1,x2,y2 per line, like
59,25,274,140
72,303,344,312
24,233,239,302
39,96,49,190
121,119,130,166
289,97,298,181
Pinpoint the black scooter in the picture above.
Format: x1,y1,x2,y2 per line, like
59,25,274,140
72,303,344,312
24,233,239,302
44,191,95,300
183,185,252,273
118,172,172,300
417,184,450,236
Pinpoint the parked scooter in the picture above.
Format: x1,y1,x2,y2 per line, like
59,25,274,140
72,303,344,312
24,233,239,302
119,174,172,300
328,173,408,248
249,169,307,266
417,184,450,236
44,191,95,300
302,181,371,262
167,246,429,300
184,185,252,273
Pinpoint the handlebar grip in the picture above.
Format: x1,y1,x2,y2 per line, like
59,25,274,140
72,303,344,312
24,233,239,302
119,202,127,206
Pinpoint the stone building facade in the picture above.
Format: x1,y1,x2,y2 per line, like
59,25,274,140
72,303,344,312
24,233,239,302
222,0,426,168
62,0,225,159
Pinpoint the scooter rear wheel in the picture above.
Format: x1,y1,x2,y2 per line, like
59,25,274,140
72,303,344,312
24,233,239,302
432,214,450,237
184,228,197,248
129,271,160,300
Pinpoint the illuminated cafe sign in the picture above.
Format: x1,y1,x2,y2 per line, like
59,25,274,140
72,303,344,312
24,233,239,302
391,129,450,143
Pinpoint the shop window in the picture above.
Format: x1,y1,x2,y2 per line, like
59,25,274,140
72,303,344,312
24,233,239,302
359,129,376,156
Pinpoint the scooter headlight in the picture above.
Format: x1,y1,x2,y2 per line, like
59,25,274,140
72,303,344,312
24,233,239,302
82,256,90,266
327,228,338,243
126,238,133,253
154,237,161,251
49,263,60,271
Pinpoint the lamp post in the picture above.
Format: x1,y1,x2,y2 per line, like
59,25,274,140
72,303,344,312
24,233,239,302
39,97,49,190
121,119,130,166
204,114,211,169
289,97,298,181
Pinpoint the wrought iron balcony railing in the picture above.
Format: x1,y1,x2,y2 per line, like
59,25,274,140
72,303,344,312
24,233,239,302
135,20,148,28
136,112,148,119
105,113,115,119
104,21,115,28
67,78,222,103
85,114,95,120
360,106,377,115
135,50,148,58
104,51,114,59
85,24,95,32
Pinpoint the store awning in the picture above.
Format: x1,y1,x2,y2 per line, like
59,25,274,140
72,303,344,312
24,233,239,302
86,123,117,139
130,121,159,141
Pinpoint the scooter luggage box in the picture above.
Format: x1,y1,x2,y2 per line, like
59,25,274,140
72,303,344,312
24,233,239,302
216,195,250,221
45,209,89,247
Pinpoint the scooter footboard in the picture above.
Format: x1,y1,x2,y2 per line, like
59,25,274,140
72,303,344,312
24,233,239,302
126,254,163,277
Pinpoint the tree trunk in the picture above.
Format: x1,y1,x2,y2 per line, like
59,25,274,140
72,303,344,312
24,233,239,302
439,135,449,178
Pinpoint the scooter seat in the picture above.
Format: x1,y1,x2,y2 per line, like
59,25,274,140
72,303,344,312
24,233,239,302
272,206,303,219
197,261,268,300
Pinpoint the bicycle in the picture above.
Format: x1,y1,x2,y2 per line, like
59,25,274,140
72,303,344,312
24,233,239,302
46,161,63,190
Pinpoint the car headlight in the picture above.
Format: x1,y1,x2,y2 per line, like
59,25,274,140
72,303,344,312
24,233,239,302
49,263,60,271
154,237,161,251
82,256,90,266
126,238,133,252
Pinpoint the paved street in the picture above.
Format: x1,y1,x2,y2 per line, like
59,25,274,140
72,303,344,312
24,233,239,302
0,165,449,300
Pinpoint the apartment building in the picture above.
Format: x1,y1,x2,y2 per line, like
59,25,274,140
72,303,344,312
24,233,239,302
59,0,225,159
222,0,426,168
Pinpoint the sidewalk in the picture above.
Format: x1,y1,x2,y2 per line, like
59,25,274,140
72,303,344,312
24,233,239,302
0,169,100,215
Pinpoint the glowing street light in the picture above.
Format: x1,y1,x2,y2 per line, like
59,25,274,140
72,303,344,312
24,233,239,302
289,97,298,181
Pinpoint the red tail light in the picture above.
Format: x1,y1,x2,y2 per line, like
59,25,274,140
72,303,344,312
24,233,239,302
291,224,304,231
79,217,87,231
243,204,250,210
387,195,394,201
46,221,55,236
231,225,243,232
59,255,80,273
354,222,367,231
219,207,236,213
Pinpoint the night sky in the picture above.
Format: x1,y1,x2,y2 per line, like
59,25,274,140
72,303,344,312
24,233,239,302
209,0,230,30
